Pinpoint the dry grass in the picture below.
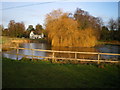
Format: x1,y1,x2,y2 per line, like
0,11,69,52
2,36,30,51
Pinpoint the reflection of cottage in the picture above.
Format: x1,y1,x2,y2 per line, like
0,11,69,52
30,31,44,39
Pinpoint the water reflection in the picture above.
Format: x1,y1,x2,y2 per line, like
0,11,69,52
96,45,120,60
2,43,49,60
2,42,120,60
50,46,98,60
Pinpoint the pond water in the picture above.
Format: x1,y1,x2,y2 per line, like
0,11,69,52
2,42,120,60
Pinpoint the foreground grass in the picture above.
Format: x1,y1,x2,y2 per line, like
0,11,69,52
2,57,120,88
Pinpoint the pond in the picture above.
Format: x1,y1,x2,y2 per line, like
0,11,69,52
2,42,120,60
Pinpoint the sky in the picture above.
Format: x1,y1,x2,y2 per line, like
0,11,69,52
0,1,119,29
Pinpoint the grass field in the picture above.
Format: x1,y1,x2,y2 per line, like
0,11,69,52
2,57,120,88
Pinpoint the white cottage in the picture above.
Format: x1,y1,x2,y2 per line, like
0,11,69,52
29,31,44,39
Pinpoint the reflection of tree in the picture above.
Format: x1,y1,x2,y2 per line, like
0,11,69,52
118,46,120,60
47,46,98,60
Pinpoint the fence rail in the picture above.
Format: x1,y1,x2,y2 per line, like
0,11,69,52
7,47,120,64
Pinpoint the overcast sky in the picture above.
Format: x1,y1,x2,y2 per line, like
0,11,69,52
0,1,119,29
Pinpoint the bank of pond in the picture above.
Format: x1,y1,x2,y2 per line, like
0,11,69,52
2,36,120,61
2,42,120,61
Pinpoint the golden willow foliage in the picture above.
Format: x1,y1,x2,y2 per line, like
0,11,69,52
45,9,97,47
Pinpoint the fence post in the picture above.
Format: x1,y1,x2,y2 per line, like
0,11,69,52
98,53,100,64
30,44,34,61
52,52,55,63
16,44,19,60
32,49,34,61
75,53,77,59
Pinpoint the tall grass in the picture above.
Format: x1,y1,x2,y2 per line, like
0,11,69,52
1,36,30,51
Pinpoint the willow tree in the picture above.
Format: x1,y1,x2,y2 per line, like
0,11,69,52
45,9,98,47
45,9,78,47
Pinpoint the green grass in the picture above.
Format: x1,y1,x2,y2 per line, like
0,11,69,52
2,57,120,88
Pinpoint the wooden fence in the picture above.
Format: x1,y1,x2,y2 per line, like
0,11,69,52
7,47,120,64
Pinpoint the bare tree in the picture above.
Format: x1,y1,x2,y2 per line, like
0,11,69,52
108,18,117,30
